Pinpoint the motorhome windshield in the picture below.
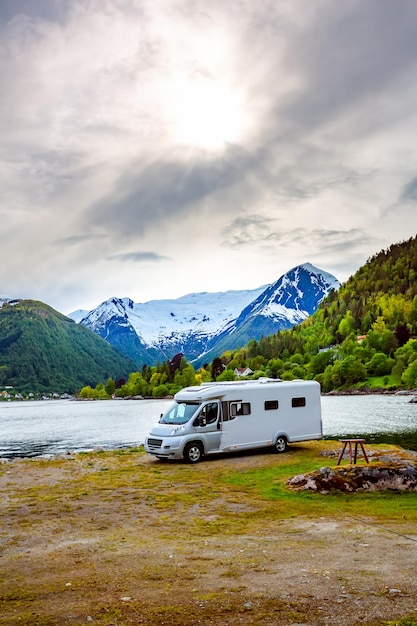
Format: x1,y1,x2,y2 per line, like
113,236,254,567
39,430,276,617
159,401,200,425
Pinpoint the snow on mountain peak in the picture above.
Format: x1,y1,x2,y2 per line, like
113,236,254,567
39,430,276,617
299,262,340,290
70,264,339,365
235,263,340,325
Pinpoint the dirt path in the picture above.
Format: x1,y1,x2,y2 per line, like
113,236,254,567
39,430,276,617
1,446,417,625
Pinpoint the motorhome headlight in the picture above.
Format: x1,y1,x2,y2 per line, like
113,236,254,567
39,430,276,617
170,425,186,436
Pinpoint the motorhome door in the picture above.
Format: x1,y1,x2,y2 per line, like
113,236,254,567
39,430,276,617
192,401,221,453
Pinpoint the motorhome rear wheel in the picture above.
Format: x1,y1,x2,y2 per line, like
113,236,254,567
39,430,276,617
274,436,288,453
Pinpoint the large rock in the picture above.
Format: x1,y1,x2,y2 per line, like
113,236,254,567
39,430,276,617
288,462,417,493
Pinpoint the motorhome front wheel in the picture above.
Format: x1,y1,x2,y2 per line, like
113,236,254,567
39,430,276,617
184,442,203,463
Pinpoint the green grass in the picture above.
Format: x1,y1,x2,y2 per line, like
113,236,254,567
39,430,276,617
219,443,417,522
357,374,401,389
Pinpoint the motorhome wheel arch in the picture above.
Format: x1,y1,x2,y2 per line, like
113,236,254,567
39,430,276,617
144,378,322,463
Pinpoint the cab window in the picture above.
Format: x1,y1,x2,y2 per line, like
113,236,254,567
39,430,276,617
193,402,219,426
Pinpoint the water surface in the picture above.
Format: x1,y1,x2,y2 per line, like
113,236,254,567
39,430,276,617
0,399,171,459
0,394,416,458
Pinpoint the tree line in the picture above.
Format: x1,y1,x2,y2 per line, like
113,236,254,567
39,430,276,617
78,352,211,399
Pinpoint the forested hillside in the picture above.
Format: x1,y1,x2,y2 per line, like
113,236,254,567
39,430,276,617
0,300,136,393
212,236,417,391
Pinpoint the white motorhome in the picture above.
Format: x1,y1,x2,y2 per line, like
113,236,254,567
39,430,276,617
144,378,322,463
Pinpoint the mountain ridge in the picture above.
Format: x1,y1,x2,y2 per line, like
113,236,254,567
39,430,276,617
70,263,339,366
0,299,136,393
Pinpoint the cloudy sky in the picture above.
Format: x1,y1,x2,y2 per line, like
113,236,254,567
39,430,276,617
2,0,417,314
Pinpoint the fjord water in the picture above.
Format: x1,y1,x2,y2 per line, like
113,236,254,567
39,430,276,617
322,394,417,451
0,399,172,459
0,395,416,459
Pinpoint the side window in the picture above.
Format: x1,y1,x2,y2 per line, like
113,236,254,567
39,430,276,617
221,401,229,421
292,397,306,408
230,402,251,418
265,400,278,410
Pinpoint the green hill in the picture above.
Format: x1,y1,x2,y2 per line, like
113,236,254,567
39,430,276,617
0,300,136,393
214,235,417,390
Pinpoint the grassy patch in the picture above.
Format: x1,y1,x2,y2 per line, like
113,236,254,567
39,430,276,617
219,443,417,522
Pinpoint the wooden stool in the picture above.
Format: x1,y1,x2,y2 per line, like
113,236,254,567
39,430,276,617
337,439,369,465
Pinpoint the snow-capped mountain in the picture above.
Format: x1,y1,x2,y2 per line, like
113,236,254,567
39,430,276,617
203,263,340,363
73,287,266,365
70,264,339,366
237,263,340,326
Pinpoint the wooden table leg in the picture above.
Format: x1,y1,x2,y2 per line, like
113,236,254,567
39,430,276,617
359,441,369,463
337,442,348,465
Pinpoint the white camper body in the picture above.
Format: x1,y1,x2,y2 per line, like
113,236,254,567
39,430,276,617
144,378,322,463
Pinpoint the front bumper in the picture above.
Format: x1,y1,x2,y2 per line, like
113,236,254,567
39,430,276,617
144,435,183,460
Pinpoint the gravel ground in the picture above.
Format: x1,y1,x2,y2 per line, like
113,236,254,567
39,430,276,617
1,446,417,625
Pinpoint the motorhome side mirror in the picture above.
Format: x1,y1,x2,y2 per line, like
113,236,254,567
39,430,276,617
199,416,207,427
159,413,163,422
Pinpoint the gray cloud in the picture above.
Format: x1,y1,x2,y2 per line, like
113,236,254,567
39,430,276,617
222,214,276,247
227,215,273,230
0,0,70,23
89,147,261,237
266,228,373,250
58,233,106,246
107,251,170,263
277,0,417,133
225,225,373,253
276,169,374,202
401,176,417,203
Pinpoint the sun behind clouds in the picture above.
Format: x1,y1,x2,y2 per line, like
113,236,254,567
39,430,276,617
169,73,250,151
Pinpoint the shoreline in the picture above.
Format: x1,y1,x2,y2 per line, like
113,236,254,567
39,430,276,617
324,387,417,396
2,387,417,403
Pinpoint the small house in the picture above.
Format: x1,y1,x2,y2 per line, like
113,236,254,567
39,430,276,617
234,367,254,378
